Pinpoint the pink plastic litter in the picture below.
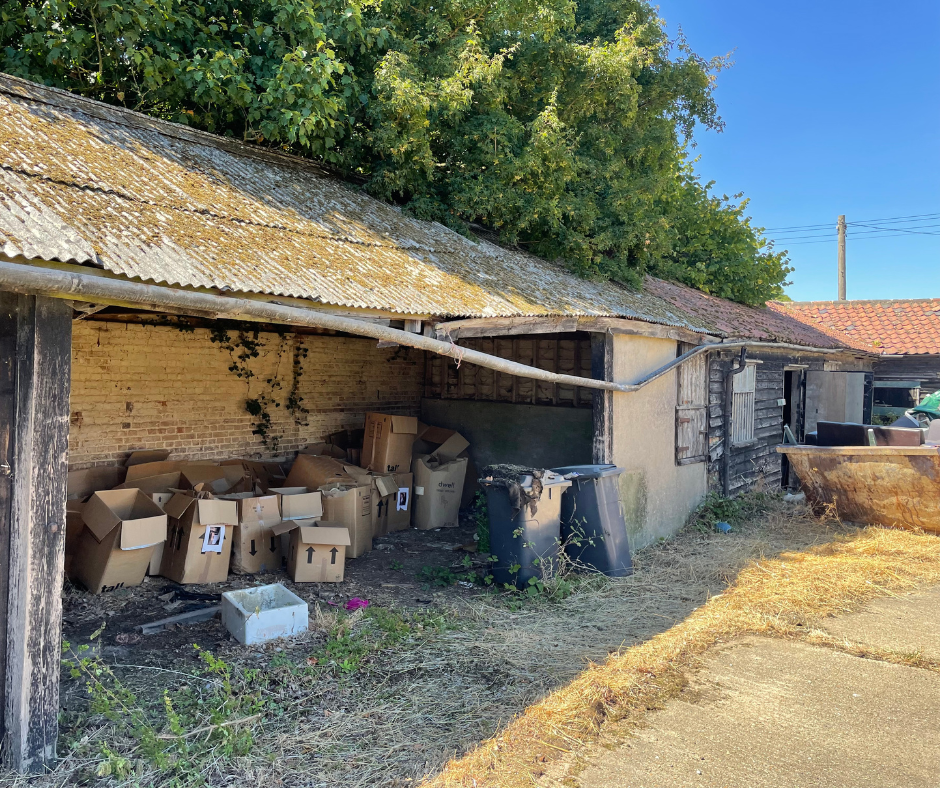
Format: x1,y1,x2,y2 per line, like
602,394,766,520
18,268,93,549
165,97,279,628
345,597,370,611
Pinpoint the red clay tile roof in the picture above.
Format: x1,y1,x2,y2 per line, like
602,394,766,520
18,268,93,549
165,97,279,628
643,277,849,349
768,299,940,355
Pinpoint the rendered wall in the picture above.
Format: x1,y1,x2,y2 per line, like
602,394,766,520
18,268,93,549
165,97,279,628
611,335,707,549
68,321,424,468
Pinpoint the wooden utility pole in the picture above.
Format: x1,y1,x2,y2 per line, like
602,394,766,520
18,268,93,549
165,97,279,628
837,215,847,300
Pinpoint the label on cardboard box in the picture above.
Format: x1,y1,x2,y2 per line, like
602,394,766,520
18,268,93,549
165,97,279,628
202,525,225,554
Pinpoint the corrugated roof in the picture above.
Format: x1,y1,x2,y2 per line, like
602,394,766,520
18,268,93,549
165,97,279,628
645,278,849,349
770,299,940,355
0,73,714,329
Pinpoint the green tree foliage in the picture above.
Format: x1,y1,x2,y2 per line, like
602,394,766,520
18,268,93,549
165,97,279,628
0,0,384,155
0,0,791,304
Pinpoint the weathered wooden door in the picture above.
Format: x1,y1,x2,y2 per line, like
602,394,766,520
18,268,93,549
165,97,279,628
676,352,708,464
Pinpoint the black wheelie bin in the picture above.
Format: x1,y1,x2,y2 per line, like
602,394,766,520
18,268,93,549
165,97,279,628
550,464,632,577
480,467,571,589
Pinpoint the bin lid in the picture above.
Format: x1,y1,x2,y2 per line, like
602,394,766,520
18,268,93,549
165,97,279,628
551,464,625,480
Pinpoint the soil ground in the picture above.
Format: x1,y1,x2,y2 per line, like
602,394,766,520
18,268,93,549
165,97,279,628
61,523,483,680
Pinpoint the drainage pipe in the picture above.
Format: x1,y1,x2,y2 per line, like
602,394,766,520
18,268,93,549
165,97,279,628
0,261,855,395
723,348,750,496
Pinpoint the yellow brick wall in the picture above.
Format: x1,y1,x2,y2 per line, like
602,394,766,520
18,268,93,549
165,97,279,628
68,321,425,468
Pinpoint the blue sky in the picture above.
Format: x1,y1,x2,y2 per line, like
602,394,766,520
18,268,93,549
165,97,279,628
655,1,940,302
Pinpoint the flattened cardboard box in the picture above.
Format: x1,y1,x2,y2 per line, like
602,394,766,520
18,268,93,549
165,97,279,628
285,454,357,490
67,466,127,500
125,449,171,467
373,472,413,536
219,492,283,574
124,460,218,483
273,520,350,582
320,485,373,558
115,471,182,494
74,489,168,593
361,413,419,473
161,494,237,584
268,487,324,521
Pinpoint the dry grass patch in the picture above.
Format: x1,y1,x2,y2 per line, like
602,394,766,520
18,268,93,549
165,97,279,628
423,522,940,788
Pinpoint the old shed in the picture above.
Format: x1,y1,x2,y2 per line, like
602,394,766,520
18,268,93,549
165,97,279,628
0,73,873,769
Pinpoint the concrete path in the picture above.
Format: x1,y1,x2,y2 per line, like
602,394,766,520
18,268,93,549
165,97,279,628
575,589,940,788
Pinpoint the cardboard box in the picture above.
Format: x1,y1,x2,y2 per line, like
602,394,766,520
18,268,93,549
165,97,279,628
320,485,373,558
115,471,182,494
299,442,348,460
285,454,358,490
220,459,287,491
73,489,168,593
219,492,283,574
361,414,419,473
161,494,237,584
268,487,324,520
125,449,171,467
67,466,127,500
124,460,219,482
180,465,247,493
412,428,470,530
272,520,350,582
373,472,413,536
145,489,176,575
65,500,85,580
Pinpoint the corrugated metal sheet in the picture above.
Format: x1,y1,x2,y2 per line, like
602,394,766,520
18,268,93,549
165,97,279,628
0,74,715,329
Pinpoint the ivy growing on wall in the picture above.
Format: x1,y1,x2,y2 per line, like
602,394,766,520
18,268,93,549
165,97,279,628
208,326,304,452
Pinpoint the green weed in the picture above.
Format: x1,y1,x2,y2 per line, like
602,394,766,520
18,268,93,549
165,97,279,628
689,489,782,533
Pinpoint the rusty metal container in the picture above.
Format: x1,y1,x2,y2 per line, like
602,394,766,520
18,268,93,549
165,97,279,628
777,445,940,533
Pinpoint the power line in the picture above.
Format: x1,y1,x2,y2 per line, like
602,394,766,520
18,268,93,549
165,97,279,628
852,222,940,237
780,231,940,246
763,211,940,233
850,211,940,225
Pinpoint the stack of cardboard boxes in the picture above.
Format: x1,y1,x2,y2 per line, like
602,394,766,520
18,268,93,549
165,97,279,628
64,413,471,594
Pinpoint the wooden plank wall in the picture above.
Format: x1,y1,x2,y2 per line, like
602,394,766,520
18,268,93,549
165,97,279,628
425,333,594,408
873,356,940,396
708,353,787,493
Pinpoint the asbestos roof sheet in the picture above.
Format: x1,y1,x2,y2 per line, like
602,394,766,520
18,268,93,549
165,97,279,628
645,277,849,349
0,74,714,329
769,299,940,355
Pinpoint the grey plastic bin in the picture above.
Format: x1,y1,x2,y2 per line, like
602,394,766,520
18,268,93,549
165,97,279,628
551,464,633,577
481,471,571,589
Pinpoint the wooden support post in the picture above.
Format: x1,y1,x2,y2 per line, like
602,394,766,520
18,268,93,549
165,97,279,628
591,333,614,464
0,294,72,772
